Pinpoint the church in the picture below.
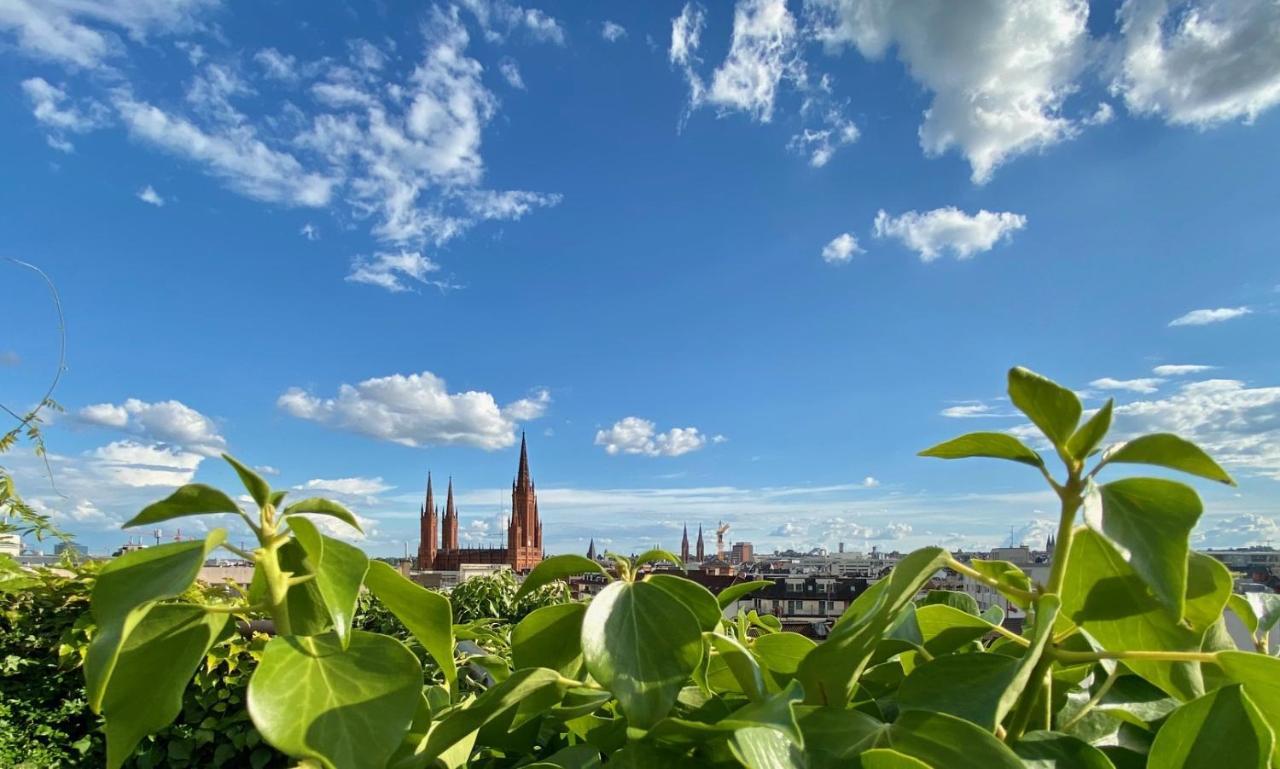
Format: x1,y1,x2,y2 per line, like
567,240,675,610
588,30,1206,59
416,434,544,572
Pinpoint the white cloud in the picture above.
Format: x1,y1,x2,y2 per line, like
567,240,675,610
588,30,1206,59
1113,0,1280,127
1090,377,1164,394
90,440,204,487
458,0,565,45
1196,513,1280,548
278,370,549,450
346,250,444,292
1168,306,1252,326
254,47,298,81
1154,364,1216,376
0,0,216,67
137,184,164,206
300,222,319,240
942,402,1001,418
807,0,1091,183
821,232,861,264
670,3,706,76
595,417,712,457
862,476,880,488
602,20,627,42
299,476,393,498
1004,518,1058,548
789,108,858,166
78,398,227,456
873,207,1027,262
255,465,280,476
21,77,107,150
498,57,525,89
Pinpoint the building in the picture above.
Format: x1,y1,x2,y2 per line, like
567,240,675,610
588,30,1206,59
0,532,19,558
730,541,754,564
416,434,544,573
54,541,87,559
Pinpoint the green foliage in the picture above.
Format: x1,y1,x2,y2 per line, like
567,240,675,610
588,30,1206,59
60,369,1280,769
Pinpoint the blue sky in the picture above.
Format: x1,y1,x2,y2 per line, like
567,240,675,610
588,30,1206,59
2,0,1279,558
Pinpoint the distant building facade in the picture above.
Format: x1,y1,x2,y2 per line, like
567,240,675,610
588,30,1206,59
416,435,544,573
730,541,754,564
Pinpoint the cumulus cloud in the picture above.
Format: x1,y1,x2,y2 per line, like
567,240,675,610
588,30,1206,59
821,232,861,264
254,48,298,81
498,57,525,89
78,398,226,456
595,417,713,457
90,440,204,487
1003,518,1058,548
862,476,880,488
872,207,1027,262
1168,306,1252,326
807,0,1091,183
602,21,626,42
941,402,1012,418
458,0,565,45
137,184,164,206
21,77,107,151
1154,364,1216,376
278,371,549,450
1113,0,1280,127
346,251,445,292
0,0,216,67
1090,377,1164,394
1196,513,1280,548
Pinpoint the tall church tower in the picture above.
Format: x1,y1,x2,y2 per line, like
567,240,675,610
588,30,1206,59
442,478,459,550
696,524,705,562
417,473,437,569
508,433,542,571
681,524,690,563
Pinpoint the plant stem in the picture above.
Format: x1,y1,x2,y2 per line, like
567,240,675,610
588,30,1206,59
988,623,1031,648
1051,648,1219,664
945,556,1036,604
1005,651,1053,742
1045,474,1084,597
1059,666,1120,731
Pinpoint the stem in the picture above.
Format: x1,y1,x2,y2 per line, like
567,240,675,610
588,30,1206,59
256,535,293,636
945,556,1037,604
988,623,1031,648
1052,648,1219,664
1045,474,1084,596
1005,651,1053,742
203,603,260,614
222,543,256,561
1060,666,1121,731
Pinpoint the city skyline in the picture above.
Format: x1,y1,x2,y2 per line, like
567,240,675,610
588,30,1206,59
2,0,1279,557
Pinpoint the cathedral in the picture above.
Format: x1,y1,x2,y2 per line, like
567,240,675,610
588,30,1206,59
416,434,544,572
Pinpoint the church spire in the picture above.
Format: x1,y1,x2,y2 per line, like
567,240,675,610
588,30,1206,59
516,431,531,490
442,476,459,550
695,524,705,562
587,538,596,560
681,523,690,563
425,471,435,515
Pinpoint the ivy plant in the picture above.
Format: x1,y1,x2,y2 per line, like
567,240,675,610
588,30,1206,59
85,367,1280,769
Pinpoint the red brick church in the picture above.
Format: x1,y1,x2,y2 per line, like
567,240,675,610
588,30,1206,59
416,434,544,572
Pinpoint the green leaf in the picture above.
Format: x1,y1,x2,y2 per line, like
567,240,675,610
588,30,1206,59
1226,594,1259,635
289,516,369,649
86,530,227,711
1247,592,1280,636
223,454,272,507
415,668,565,765
920,589,980,615
512,603,586,678
918,432,1045,468
728,727,803,769
516,554,609,601
886,710,1026,769
796,706,884,769
269,489,289,507
1091,478,1202,619
247,631,422,769
860,749,932,769
914,604,997,655
1104,434,1235,486
1013,731,1117,769
99,605,230,769
581,580,703,727
364,560,458,696
635,548,684,568
752,632,816,675
282,498,362,532
1217,652,1280,765
718,579,774,609
1148,684,1272,769
125,484,242,527
797,547,948,706
898,653,1021,730
710,632,767,702
647,574,722,631
1008,366,1082,449
970,558,1034,608
1068,400,1115,461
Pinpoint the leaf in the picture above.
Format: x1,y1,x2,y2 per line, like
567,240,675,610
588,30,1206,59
970,558,1034,608
512,603,586,678
1067,400,1115,462
283,498,362,533
887,710,1026,769
416,668,565,765
647,574,722,631
1008,366,1082,449
247,631,422,769
99,605,230,769
1247,592,1280,636
1226,594,1259,635
269,489,289,507
223,453,272,507
710,632,768,702
728,727,803,769
635,548,684,568
718,579,774,609
581,580,703,727
364,560,457,696
918,432,1045,468
516,554,609,601
797,547,948,706
1090,478,1202,619
860,749,932,769
1013,731,1117,769
1147,684,1272,769
914,604,996,655
1217,652,1280,765
897,653,1021,730
796,706,884,769
752,632,816,675
1104,434,1235,486
920,589,980,615
290,516,369,649
86,530,227,711
124,484,241,527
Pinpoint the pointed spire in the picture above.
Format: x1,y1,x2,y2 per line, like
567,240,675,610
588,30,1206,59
446,476,455,517
587,538,596,560
516,431,531,489
425,472,435,515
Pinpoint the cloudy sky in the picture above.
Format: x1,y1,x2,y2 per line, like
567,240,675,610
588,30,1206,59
2,0,1279,558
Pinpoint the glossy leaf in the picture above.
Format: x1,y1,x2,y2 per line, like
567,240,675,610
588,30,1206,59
970,558,1034,608
247,631,422,769
914,604,996,655
223,453,272,507
1226,593,1259,635
364,560,457,695
918,431,1044,468
290,516,369,649
516,554,609,600
1247,592,1280,636
269,489,289,507
1148,684,1272,769
283,497,362,532
752,632,816,675
796,706,884,769
898,653,1020,729
1104,434,1235,485
635,549,684,568
1090,477,1201,619
581,580,703,727
512,602,586,678
710,632,768,701
1013,731,1117,769
415,668,565,765
728,727,803,769
920,589,980,615
861,749,932,769
124,484,241,527
1008,366,1082,449
1067,400,1114,461
1217,652,1280,765
718,579,774,609
887,710,1025,769
99,604,229,769
648,573,722,631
